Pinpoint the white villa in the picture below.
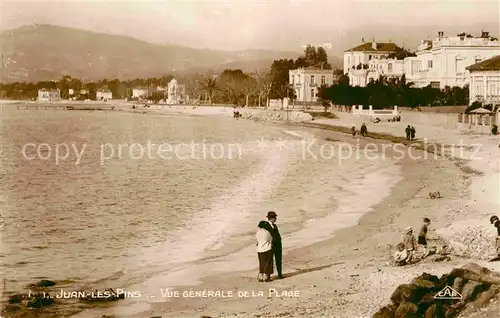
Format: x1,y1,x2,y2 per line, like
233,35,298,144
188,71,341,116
405,31,500,88
132,88,149,99
344,31,500,90
289,67,336,102
344,41,403,87
466,55,500,105
37,88,61,102
166,79,187,104
96,90,112,101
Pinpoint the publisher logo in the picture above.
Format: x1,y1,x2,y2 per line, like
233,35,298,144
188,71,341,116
434,286,462,300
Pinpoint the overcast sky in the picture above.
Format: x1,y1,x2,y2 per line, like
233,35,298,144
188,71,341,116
2,0,499,54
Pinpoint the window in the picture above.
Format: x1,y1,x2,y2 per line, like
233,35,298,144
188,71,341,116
310,75,315,85
428,60,433,68
388,63,393,73
321,76,326,85
430,81,440,89
369,55,372,60
297,90,300,99
311,89,315,99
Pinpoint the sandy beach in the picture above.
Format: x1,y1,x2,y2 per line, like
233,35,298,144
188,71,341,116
62,105,499,318
3,103,500,318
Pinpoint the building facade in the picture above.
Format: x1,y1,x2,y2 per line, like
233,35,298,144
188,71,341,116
466,55,500,105
289,67,336,102
404,31,500,88
344,41,402,87
343,31,500,89
96,90,112,101
167,79,187,104
38,88,61,101
132,88,149,99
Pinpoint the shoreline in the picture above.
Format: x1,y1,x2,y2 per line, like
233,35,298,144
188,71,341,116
4,106,500,317
138,128,472,318
129,107,500,317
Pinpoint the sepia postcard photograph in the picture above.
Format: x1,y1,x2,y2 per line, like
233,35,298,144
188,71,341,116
1,0,500,317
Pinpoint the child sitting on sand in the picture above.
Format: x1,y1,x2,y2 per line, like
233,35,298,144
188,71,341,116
393,243,408,266
403,227,417,263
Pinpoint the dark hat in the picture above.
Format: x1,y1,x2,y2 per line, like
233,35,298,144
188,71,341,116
267,211,277,218
490,215,499,224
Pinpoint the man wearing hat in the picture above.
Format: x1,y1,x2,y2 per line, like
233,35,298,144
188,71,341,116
490,215,500,260
265,211,283,279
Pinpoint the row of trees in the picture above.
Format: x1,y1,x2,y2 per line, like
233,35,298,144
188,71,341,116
0,44,474,108
0,44,333,105
0,75,177,101
318,74,470,108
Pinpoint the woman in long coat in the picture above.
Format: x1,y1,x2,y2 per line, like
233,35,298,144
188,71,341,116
256,221,274,282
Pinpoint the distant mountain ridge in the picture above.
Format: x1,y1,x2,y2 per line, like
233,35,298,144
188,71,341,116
0,24,342,83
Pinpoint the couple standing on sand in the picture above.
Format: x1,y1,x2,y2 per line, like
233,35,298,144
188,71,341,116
255,211,283,282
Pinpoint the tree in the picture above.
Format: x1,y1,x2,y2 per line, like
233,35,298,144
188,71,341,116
300,45,332,69
268,59,295,99
255,70,273,107
316,47,331,69
200,76,217,105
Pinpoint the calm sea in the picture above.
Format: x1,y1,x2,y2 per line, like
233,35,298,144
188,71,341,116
0,106,402,316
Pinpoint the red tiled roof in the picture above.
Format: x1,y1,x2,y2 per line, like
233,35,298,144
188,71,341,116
345,42,401,52
466,55,500,71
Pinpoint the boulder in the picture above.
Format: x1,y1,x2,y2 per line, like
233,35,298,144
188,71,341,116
374,263,500,318
394,302,418,317
411,273,440,286
416,293,435,314
27,294,54,308
373,304,397,318
424,304,437,318
460,281,484,302
451,277,466,294
390,283,432,304
8,294,23,304
459,285,500,316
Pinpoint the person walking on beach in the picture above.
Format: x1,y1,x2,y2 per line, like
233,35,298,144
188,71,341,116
351,125,356,138
418,218,431,259
256,221,274,282
360,123,368,137
403,227,417,263
405,125,411,140
265,211,283,279
410,126,416,140
490,215,500,261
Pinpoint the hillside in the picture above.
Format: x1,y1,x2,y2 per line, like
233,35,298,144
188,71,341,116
0,24,342,83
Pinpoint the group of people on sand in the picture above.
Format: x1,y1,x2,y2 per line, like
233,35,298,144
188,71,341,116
393,218,432,266
351,123,368,138
405,125,416,140
393,215,500,266
256,211,284,282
